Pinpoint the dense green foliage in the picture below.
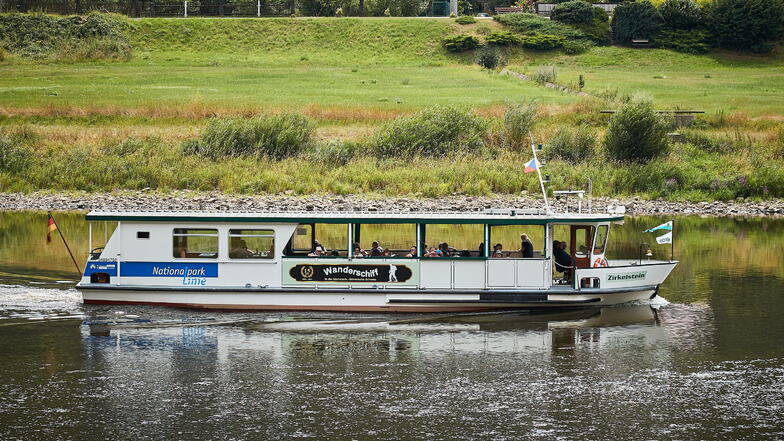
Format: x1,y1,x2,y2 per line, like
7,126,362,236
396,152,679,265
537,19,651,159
298,0,424,16
442,34,480,51
0,130,33,174
653,28,711,54
475,45,502,69
562,39,594,54
604,98,672,162
182,114,314,160
547,126,596,163
521,34,566,50
551,1,594,25
494,13,587,40
572,7,611,45
372,106,487,159
0,12,131,60
455,15,477,24
659,0,702,30
485,31,520,46
707,0,784,53
611,1,664,44
503,101,539,150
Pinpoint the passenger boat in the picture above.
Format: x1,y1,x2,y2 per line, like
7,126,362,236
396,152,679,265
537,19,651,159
76,205,678,312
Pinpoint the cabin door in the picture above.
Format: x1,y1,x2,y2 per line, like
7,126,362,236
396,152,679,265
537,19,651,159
569,226,594,269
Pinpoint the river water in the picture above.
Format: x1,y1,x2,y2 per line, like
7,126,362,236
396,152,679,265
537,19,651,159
1,212,783,440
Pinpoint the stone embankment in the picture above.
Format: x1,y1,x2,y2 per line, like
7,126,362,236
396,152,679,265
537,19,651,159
1,192,782,217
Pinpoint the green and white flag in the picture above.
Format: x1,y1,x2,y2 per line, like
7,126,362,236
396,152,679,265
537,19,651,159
655,231,672,244
644,221,673,233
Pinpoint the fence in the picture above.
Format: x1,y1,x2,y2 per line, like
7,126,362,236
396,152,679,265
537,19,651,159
1,0,297,16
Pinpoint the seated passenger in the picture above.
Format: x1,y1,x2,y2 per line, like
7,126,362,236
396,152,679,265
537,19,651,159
439,242,451,257
230,238,253,258
353,246,363,257
330,250,340,256
492,243,504,258
425,247,439,257
307,249,323,257
313,240,326,254
370,241,383,256
405,246,417,258
478,242,485,257
554,240,573,280
520,234,534,258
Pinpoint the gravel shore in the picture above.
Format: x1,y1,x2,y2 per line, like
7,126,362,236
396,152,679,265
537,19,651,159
1,191,783,217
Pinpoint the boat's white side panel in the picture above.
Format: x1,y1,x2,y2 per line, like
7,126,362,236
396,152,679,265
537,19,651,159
487,260,516,287
575,261,676,289
453,261,486,289
421,260,452,289
516,259,548,289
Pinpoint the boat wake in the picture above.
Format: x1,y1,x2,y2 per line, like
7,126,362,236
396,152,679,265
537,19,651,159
0,284,83,322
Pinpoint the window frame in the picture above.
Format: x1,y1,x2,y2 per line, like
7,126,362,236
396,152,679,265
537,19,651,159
228,229,276,260
172,228,219,259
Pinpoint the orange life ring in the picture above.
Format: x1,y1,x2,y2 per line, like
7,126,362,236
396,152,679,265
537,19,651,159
592,257,608,268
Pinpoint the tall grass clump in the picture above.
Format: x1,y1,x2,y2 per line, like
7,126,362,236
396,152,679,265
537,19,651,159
372,106,487,159
183,113,314,160
604,97,672,162
503,100,539,150
547,126,597,163
533,66,557,84
0,130,34,174
305,140,367,166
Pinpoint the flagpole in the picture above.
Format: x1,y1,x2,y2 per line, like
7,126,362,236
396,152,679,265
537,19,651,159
49,212,82,276
671,218,675,262
529,132,550,213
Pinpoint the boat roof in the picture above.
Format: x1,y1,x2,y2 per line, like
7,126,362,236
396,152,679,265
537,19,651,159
85,209,624,225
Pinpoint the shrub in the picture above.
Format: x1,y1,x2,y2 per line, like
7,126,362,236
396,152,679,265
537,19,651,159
0,131,34,174
485,31,520,46
653,28,712,54
659,0,703,30
372,106,487,159
503,100,539,149
494,13,588,40
604,98,672,162
547,126,596,163
455,15,477,24
707,0,784,53
611,1,664,44
551,0,594,25
562,39,594,54
533,65,557,84
520,34,566,50
305,140,365,165
442,34,480,52
183,114,314,160
572,8,611,45
475,45,502,69
475,23,492,34
0,48,6,62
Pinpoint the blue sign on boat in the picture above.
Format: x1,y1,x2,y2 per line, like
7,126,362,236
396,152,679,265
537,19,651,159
84,262,118,276
120,262,219,278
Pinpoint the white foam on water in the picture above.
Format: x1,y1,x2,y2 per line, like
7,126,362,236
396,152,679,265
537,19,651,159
0,284,83,320
649,295,671,309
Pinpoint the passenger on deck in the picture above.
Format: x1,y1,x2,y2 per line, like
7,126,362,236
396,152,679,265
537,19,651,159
370,241,383,256
406,246,417,258
554,240,573,280
353,246,363,257
425,247,439,257
439,242,451,257
492,243,504,258
230,238,253,258
478,242,485,257
312,240,326,255
520,234,534,258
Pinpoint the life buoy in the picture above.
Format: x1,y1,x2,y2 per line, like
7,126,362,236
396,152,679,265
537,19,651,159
592,257,608,268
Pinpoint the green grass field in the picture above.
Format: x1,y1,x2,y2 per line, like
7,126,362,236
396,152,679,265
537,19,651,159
0,16,783,200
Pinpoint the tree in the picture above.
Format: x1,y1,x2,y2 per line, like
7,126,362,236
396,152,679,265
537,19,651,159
659,0,703,30
707,0,784,53
611,1,663,44
551,0,594,25
604,98,672,162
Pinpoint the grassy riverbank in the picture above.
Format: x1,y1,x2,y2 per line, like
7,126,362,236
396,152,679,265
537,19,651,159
1,15,783,200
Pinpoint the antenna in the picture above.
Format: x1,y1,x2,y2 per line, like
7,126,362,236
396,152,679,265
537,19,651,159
528,132,550,213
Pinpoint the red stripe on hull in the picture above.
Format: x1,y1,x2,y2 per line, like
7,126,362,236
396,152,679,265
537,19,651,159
82,299,528,313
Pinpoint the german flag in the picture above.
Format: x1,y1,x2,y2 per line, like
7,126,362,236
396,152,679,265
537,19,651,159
47,213,58,243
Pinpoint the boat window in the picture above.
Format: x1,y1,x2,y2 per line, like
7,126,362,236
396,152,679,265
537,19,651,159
423,224,484,258
172,228,218,259
593,225,609,255
291,224,313,253
488,225,546,258
137,231,150,239
229,229,274,259
353,223,416,258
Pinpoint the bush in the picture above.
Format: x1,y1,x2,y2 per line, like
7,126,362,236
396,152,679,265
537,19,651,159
611,1,664,44
547,126,596,163
551,0,594,25
604,98,672,162
0,131,34,174
485,31,520,46
533,65,557,84
442,34,480,52
653,28,712,54
0,12,131,60
455,15,477,24
183,114,314,160
475,45,502,69
707,0,784,53
562,39,594,54
0,48,7,62
659,0,703,30
572,8,611,45
503,100,539,149
372,106,487,159
521,34,566,50
494,13,588,40
305,140,366,166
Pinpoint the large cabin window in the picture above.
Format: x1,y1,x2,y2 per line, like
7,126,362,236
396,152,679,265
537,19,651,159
488,225,546,258
353,223,416,258
422,224,484,258
229,229,274,259
173,229,218,259
284,224,349,257
593,225,609,255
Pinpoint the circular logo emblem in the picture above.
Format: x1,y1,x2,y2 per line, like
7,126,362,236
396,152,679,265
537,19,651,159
300,265,314,279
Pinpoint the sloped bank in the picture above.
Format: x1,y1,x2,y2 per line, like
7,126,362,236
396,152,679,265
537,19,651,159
1,192,782,217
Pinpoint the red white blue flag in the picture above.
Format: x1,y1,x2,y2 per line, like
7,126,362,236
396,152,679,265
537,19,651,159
523,158,539,173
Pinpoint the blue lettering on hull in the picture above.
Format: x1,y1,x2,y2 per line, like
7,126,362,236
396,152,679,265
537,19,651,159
120,262,219,278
